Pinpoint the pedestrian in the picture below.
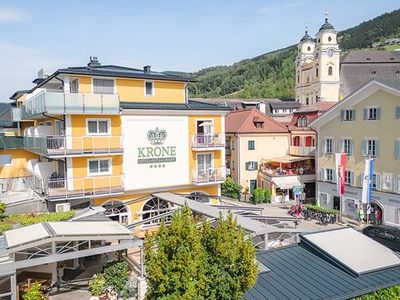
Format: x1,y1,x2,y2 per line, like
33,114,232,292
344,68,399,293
376,209,382,225
358,207,365,225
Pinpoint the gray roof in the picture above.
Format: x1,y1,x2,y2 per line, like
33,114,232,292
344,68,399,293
243,243,400,300
120,100,231,111
340,50,400,96
318,18,335,31
268,100,301,109
300,31,313,43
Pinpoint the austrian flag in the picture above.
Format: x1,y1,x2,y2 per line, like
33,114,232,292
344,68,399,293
335,153,347,195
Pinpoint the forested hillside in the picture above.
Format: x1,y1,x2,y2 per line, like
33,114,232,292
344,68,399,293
186,9,400,99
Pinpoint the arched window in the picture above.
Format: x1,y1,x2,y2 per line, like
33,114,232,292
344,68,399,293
141,197,171,224
306,97,309,105
328,66,333,76
297,73,300,83
316,68,319,77
103,200,129,225
293,136,301,146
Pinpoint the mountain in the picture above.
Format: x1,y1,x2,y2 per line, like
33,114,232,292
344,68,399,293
187,9,400,99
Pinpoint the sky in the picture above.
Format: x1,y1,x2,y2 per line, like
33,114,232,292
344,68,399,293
0,0,399,100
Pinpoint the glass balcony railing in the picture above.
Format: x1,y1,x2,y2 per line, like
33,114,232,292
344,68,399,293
32,173,124,200
289,145,316,156
21,90,120,119
24,135,123,157
192,167,226,185
191,133,225,149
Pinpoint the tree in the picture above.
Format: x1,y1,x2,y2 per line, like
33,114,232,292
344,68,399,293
0,202,6,216
22,282,42,300
144,205,258,300
104,260,130,299
221,177,241,200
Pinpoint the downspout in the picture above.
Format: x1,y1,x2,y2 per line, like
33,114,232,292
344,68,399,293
54,74,67,181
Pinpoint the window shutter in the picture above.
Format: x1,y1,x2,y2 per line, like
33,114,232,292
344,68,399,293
339,139,344,153
393,176,398,193
376,174,382,190
245,162,249,171
396,107,400,119
376,107,381,120
320,168,325,181
254,162,258,170
332,139,335,153
361,140,367,157
332,169,337,183
350,171,355,186
363,108,368,120
340,110,345,121
353,110,356,121
349,139,353,155
396,140,400,159
375,140,380,158
322,138,326,154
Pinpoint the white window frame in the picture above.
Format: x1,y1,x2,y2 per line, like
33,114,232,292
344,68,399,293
87,158,112,176
344,170,353,186
86,118,111,136
248,140,255,151
326,168,334,182
342,138,353,155
246,161,258,171
91,77,116,94
343,109,355,121
366,106,379,121
325,138,334,154
70,78,79,93
366,138,377,157
144,80,155,97
196,152,214,170
372,173,381,190
195,119,214,135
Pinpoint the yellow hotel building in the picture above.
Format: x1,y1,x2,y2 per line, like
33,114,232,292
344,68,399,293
15,57,230,227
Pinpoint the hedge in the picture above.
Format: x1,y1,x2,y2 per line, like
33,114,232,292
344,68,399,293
304,204,339,215
352,285,400,299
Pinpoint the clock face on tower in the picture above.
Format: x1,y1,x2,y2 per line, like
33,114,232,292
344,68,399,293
327,49,334,57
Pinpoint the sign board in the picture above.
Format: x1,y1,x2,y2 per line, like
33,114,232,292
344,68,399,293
122,115,189,190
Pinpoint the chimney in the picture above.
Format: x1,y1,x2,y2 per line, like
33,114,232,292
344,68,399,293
88,56,101,67
144,65,151,73
32,68,49,85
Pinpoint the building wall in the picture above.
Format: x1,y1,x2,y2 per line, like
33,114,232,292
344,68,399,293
74,75,185,103
317,88,400,224
0,149,38,178
237,134,290,189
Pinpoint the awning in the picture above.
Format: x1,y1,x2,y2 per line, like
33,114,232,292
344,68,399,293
263,155,313,164
272,176,302,189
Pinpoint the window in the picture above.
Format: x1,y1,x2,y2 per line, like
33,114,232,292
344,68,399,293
197,153,213,170
372,174,381,190
88,159,111,176
245,161,258,171
341,139,353,155
328,66,333,76
0,154,12,166
396,106,400,119
344,170,354,186
324,138,334,154
320,193,328,205
70,79,79,93
297,73,300,83
395,140,400,159
232,161,235,171
231,140,235,150
87,119,110,135
341,109,355,121
306,98,309,105
145,81,154,96
45,121,52,126
316,68,319,77
93,78,114,94
328,36,332,42
248,140,255,150
363,139,379,157
326,169,334,182
364,107,380,120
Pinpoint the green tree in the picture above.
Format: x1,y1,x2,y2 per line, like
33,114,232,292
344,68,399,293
0,202,6,216
144,205,258,300
22,282,42,300
252,188,265,204
352,284,400,299
221,177,241,200
89,273,105,296
104,260,130,299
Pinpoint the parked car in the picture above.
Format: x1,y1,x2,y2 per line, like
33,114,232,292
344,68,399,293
362,225,400,252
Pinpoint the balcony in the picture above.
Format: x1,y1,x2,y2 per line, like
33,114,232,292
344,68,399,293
32,173,124,201
192,167,226,185
289,145,316,156
191,133,225,150
21,90,120,119
24,135,123,157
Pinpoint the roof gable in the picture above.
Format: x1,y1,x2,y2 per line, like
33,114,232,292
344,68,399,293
225,108,289,134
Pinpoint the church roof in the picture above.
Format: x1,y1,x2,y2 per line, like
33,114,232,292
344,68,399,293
318,18,335,32
300,31,313,43
340,50,400,96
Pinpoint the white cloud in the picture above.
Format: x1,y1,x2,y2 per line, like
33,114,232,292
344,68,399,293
0,7,27,22
0,40,70,101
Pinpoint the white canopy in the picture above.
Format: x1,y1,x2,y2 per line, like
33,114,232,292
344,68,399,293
272,176,302,189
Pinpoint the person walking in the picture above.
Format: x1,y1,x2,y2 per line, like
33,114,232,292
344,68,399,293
376,209,382,225
358,207,365,225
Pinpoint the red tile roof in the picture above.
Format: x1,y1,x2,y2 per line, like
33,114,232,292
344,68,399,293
225,108,289,134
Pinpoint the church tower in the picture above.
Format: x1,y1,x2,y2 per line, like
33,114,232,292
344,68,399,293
295,15,341,105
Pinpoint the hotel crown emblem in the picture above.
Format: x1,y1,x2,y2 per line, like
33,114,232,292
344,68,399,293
147,127,167,145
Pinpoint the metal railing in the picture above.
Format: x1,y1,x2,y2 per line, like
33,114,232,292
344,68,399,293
21,90,120,119
289,145,316,156
261,167,315,177
24,135,123,157
32,173,124,200
191,133,225,149
192,167,226,184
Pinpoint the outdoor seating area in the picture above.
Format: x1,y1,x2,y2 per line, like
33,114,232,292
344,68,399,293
261,157,315,177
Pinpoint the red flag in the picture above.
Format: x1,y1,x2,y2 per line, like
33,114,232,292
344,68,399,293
335,153,346,195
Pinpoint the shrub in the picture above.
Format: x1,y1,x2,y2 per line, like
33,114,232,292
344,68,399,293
0,202,6,216
252,188,264,204
304,204,339,215
19,211,75,226
352,284,400,299
89,273,105,296
22,282,42,300
221,177,241,200
263,189,271,203
0,223,13,233
104,260,130,299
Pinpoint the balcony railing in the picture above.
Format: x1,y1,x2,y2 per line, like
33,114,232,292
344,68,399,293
21,90,120,119
24,135,123,157
192,167,226,185
289,145,316,156
32,173,124,201
191,133,225,150
261,167,315,177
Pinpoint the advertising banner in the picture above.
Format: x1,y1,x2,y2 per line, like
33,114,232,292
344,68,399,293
122,115,189,190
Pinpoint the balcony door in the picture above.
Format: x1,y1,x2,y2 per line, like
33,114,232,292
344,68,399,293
196,120,213,144
197,153,213,171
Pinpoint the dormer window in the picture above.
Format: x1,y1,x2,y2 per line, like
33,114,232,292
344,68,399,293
253,117,264,128
145,81,154,96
